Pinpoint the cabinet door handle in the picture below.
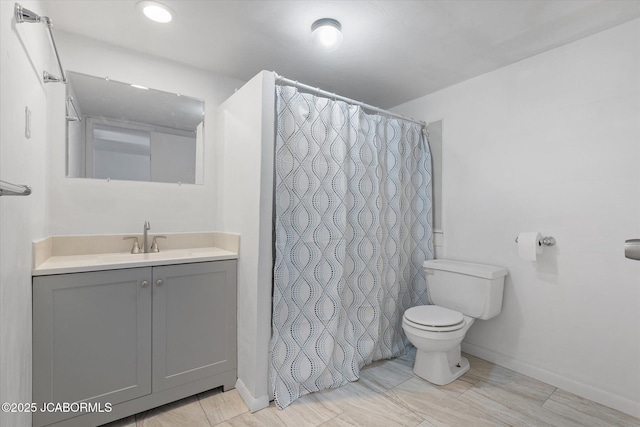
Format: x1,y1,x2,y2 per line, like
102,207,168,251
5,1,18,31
141,280,149,288
155,279,163,287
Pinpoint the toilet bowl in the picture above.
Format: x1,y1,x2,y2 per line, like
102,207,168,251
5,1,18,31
402,259,508,386
402,305,474,385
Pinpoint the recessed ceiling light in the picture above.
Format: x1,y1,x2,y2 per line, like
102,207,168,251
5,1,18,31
311,18,343,52
137,1,173,23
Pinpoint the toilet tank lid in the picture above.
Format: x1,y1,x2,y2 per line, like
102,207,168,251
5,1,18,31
424,259,508,279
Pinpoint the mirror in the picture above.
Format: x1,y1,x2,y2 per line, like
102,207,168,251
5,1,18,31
66,71,204,184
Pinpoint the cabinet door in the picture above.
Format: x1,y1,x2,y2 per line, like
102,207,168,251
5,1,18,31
33,268,152,427
152,260,237,392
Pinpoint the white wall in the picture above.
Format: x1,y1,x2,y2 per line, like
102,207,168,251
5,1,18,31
47,31,244,235
0,20,245,426
0,2,51,426
393,19,640,417
215,71,275,411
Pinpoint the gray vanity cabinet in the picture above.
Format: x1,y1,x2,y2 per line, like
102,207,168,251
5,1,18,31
152,261,236,392
33,267,152,427
32,260,237,427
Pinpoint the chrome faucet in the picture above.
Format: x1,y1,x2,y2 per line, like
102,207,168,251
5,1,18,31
143,221,151,253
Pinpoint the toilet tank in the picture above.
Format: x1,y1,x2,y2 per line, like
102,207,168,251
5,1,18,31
424,259,508,320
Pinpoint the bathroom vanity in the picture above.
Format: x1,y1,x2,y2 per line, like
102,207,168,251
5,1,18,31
31,233,238,427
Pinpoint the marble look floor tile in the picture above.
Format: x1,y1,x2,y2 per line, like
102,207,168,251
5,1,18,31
224,405,287,427
318,407,421,427
394,347,417,368
457,353,484,385
462,354,526,386
111,352,638,427
358,358,415,393
136,395,211,427
486,371,555,406
385,376,507,427
462,355,556,405
461,381,583,427
198,388,249,425
319,381,423,426
434,376,476,398
99,415,136,427
461,382,640,427
273,389,343,427
543,388,640,427
316,414,357,427
415,420,439,427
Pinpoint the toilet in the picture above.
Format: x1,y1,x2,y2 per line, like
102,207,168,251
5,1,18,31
402,259,508,385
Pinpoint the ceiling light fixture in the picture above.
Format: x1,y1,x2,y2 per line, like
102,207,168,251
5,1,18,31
311,18,343,52
137,1,173,23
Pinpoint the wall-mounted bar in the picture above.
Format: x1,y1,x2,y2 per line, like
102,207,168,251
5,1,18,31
625,239,640,261
14,3,67,84
514,235,556,246
66,96,81,121
0,179,32,196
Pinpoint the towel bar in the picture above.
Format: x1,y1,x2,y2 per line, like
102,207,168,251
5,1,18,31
0,179,32,196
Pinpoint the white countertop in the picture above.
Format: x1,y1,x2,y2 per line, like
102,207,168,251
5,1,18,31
33,247,238,276
32,232,240,276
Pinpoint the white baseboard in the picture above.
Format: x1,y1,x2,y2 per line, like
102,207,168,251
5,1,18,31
461,342,640,419
235,378,270,413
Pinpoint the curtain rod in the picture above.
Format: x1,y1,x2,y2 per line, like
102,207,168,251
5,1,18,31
273,73,426,127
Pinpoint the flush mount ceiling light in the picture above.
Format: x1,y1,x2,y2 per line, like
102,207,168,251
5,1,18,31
311,18,343,52
137,1,173,23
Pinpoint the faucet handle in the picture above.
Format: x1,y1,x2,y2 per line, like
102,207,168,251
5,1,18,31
150,236,167,253
123,236,141,254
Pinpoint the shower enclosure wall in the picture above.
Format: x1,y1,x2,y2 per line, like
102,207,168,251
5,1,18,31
217,70,431,411
216,71,276,411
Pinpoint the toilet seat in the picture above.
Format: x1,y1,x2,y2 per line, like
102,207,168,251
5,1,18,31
403,305,465,332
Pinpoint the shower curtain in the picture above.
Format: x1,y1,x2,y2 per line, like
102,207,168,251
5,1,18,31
270,85,434,409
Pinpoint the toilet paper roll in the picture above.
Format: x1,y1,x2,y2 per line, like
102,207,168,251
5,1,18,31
517,232,543,261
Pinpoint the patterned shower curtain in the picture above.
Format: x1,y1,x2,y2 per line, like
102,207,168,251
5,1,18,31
270,85,434,409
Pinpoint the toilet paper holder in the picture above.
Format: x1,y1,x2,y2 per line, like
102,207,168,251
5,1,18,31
514,235,556,246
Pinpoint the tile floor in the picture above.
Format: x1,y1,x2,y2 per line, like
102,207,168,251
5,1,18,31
102,349,640,427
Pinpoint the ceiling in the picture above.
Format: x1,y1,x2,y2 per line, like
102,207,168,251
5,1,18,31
43,0,640,108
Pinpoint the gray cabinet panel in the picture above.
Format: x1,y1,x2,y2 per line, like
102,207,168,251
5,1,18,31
33,268,152,426
33,260,237,427
152,260,237,392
